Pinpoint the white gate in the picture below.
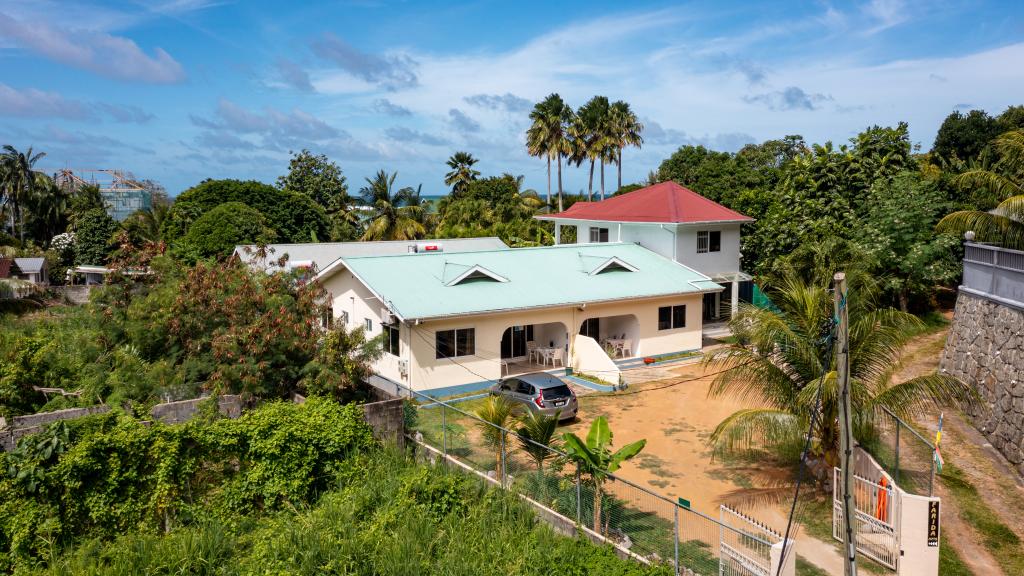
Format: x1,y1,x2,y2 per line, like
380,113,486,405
719,505,780,576
833,467,900,570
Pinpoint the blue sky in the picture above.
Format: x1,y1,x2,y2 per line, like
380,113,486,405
1,0,1023,197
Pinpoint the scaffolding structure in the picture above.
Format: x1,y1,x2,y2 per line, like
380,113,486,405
54,168,155,221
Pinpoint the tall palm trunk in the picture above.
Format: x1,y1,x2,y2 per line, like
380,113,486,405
617,148,623,193
600,159,605,201
557,153,564,212
546,156,552,205
588,160,595,201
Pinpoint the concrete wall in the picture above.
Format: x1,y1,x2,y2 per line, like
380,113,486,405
939,292,1024,475
361,397,405,448
1,405,111,451
571,335,620,386
57,285,94,305
150,395,243,424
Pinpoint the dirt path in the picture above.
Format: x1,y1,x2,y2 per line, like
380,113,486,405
888,320,1024,575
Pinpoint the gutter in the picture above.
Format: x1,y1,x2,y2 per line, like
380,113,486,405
535,216,755,225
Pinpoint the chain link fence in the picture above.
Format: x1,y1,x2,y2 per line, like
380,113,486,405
402,386,780,576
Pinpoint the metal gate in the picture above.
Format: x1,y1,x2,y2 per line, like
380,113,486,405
719,505,779,576
833,468,900,570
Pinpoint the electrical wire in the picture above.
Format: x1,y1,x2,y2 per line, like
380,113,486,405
775,291,845,576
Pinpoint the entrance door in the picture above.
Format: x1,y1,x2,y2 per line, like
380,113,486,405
579,317,600,340
500,325,533,359
702,293,720,321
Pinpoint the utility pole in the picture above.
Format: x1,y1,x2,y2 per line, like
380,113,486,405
835,272,858,576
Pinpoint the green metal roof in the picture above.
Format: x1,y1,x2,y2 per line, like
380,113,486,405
328,243,723,321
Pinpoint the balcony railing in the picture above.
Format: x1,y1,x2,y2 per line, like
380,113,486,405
962,242,1024,309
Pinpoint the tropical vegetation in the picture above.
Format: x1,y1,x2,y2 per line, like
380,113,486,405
703,254,977,473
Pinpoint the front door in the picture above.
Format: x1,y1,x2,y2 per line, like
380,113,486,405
703,292,720,321
500,325,533,359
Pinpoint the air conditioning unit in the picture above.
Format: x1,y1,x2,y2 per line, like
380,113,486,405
381,307,397,325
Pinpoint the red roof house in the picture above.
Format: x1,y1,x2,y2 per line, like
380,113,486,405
537,181,753,224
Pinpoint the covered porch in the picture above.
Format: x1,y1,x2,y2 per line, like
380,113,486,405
578,313,640,359
499,321,569,376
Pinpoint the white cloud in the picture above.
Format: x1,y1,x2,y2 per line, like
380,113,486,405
0,12,185,83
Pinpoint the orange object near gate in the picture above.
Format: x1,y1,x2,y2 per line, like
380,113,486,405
876,476,889,522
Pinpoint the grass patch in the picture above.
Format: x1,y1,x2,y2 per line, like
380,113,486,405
796,557,829,576
573,372,617,387
649,479,671,489
796,495,834,543
938,533,975,576
940,462,1024,575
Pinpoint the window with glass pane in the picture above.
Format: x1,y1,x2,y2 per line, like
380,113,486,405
658,306,672,330
384,324,400,356
709,231,721,252
589,227,609,243
697,231,709,253
436,328,475,358
658,305,687,330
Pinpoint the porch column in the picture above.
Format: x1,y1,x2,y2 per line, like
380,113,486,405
554,222,561,244
731,280,739,317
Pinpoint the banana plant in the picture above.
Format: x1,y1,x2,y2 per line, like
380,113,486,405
562,416,645,532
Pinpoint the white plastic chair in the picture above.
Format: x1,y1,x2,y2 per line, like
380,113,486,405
618,341,632,358
551,348,565,367
526,341,538,363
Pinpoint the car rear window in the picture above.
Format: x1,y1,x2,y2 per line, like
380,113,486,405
543,384,572,399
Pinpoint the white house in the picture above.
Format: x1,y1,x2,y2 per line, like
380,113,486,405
535,181,753,322
315,242,722,396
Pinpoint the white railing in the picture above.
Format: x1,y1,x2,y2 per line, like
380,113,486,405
962,242,1024,308
833,468,900,570
719,505,781,576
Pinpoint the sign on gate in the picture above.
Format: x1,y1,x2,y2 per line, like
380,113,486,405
927,501,940,547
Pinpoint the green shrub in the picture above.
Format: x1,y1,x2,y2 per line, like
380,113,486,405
176,202,275,261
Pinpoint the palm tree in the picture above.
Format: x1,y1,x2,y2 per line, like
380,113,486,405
608,101,644,193
28,174,68,245
358,170,426,241
444,151,480,198
562,416,646,533
936,129,1024,249
704,263,976,472
516,410,561,473
2,145,47,243
570,97,610,201
475,396,514,480
527,94,573,211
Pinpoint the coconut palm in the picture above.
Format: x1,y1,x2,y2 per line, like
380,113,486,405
527,94,574,211
444,151,480,198
570,97,610,201
562,416,645,533
358,170,426,241
936,129,1024,249
516,410,561,473
608,101,644,193
2,145,47,243
475,395,514,480
704,263,977,472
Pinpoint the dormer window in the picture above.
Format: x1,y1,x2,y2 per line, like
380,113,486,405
589,256,638,275
445,264,509,286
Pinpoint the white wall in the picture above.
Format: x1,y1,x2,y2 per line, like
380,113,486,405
558,220,742,277
675,223,742,276
321,269,406,385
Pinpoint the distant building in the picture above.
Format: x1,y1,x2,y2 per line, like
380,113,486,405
54,169,155,221
11,258,48,285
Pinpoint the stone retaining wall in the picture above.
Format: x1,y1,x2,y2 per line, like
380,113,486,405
939,292,1024,475
362,398,405,448
1,405,111,451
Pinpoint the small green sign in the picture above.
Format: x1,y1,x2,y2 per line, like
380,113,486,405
677,497,690,509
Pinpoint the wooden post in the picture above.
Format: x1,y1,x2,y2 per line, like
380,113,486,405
835,272,858,576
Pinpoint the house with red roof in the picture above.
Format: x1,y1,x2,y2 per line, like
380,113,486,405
536,181,753,322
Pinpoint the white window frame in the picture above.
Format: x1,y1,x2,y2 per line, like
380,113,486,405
697,231,709,253
436,327,476,359
365,318,373,332
383,323,400,356
589,227,609,243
